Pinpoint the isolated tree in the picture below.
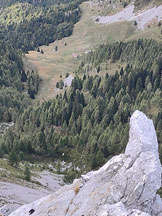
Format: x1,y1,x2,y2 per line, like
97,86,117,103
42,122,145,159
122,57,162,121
120,67,124,76
21,70,27,82
96,17,99,22
59,80,64,89
97,65,100,73
24,166,31,181
55,46,58,52
56,82,59,88
65,73,69,78
136,77,143,93
9,151,19,167
123,2,128,7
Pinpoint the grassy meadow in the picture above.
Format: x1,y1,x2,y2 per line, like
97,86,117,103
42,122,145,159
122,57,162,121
24,1,162,102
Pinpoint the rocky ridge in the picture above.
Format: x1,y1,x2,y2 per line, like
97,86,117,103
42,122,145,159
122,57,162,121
8,110,162,216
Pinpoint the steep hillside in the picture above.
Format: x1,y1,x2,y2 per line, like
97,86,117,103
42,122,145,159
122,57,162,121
93,0,161,11
0,0,84,123
24,0,162,101
1,39,162,181
0,41,32,123
0,0,161,177
9,111,162,216
0,0,162,215
0,0,75,7
0,0,82,52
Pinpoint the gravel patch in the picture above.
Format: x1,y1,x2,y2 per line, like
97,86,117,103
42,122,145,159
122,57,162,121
94,4,162,30
64,75,74,87
0,171,64,216
33,170,64,191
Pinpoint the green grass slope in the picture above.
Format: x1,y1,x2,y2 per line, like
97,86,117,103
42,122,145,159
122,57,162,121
24,1,162,101
24,1,136,101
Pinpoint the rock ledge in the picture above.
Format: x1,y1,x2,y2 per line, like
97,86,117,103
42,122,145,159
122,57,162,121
9,111,162,216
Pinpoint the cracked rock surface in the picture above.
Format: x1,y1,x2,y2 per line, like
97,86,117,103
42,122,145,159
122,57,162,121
8,110,162,216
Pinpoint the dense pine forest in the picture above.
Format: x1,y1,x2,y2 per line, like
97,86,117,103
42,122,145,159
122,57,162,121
0,37,162,180
0,0,162,182
0,38,42,122
0,0,83,123
0,0,84,179
0,0,82,52
0,0,75,7
0,41,29,122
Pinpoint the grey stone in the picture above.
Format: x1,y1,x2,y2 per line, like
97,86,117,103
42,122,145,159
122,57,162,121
8,111,162,216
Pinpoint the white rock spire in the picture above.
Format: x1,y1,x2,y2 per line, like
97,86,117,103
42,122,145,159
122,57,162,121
8,111,162,216
125,110,159,159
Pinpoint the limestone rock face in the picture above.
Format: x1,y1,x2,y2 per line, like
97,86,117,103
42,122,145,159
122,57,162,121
9,110,162,216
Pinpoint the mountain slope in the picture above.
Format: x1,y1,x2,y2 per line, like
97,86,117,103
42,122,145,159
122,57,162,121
24,0,162,101
0,0,162,215
9,111,162,216
0,0,82,52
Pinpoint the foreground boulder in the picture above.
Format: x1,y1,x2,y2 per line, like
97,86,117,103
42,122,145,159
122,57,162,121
9,110,162,216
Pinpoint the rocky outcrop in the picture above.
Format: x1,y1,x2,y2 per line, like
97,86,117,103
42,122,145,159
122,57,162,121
9,110,162,216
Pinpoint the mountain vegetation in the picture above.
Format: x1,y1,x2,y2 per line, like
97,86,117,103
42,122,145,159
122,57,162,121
0,0,82,52
134,0,151,7
0,0,75,8
0,0,83,123
0,0,162,182
0,40,31,122
1,38,162,181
